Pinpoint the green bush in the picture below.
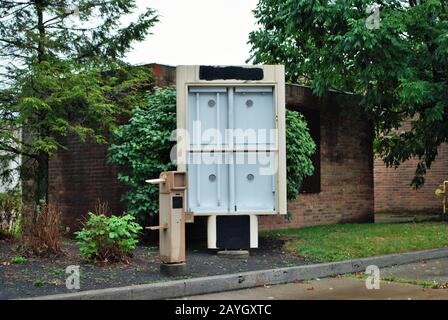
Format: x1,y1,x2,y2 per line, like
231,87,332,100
285,110,316,200
109,87,176,224
109,87,316,223
75,212,142,263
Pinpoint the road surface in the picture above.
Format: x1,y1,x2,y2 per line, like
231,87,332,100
179,258,448,300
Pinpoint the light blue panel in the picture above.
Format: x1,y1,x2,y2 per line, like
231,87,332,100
187,152,229,212
233,152,276,212
188,87,228,148
233,87,274,148
186,86,276,214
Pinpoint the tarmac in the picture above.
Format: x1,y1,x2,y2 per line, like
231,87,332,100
180,258,448,300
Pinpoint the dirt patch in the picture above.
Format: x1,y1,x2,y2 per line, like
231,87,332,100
0,237,308,299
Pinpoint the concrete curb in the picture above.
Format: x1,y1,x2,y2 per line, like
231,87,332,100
27,247,448,300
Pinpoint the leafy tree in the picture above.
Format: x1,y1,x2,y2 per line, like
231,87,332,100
0,0,159,206
249,0,448,187
109,87,315,224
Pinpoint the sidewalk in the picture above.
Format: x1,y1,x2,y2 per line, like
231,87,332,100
179,277,448,300
181,257,448,300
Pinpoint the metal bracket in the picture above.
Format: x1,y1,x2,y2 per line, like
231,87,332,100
146,223,168,231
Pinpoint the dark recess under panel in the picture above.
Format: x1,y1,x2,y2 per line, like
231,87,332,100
216,215,250,249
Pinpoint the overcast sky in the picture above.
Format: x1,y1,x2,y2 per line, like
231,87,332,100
124,0,259,66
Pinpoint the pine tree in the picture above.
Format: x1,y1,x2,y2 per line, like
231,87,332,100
0,1,158,204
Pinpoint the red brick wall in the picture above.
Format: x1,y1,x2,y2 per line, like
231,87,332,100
49,134,127,230
259,85,375,230
374,141,448,214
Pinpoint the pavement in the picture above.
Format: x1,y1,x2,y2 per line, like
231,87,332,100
381,257,448,283
178,258,448,300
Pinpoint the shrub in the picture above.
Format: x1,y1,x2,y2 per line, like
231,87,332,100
109,87,316,223
21,202,62,256
109,87,176,224
0,192,22,239
75,212,142,263
285,109,316,200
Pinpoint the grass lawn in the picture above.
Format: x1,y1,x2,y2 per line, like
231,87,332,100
261,222,448,263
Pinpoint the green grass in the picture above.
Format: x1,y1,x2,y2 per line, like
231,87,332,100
381,276,437,288
346,273,437,288
261,222,448,263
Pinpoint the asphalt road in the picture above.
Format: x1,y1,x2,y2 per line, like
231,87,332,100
179,258,448,300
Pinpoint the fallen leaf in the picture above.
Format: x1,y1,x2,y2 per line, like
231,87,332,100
48,279,64,286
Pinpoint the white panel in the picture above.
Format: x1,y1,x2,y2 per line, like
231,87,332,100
234,152,276,212
234,87,273,93
187,152,229,212
207,215,217,249
250,215,258,248
188,87,228,148
233,87,275,148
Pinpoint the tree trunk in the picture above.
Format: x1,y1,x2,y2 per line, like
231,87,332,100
35,151,49,207
34,0,48,208
36,0,45,62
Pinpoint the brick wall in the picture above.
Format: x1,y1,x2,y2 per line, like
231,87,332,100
374,141,448,214
259,85,375,230
49,134,127,230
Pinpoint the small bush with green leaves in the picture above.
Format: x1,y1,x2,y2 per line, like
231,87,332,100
75,212,142,263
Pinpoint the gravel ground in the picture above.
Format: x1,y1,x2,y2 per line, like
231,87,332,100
0,237,308,299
